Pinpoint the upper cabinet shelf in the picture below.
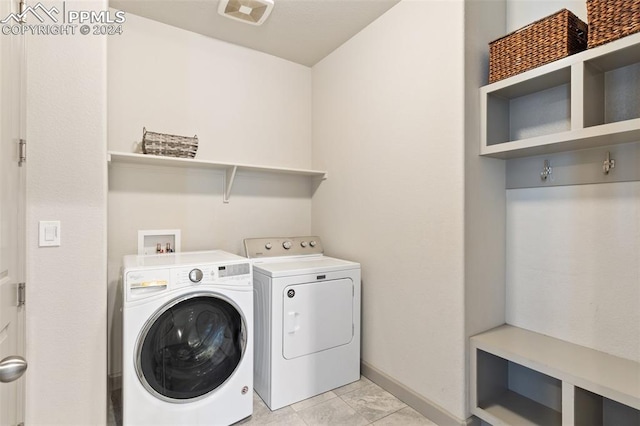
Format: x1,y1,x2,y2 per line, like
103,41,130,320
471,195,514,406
480,33,640,159
107,151,327,203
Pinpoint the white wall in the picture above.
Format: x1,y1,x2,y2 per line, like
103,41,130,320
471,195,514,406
108,13,312,168
25,1,107,424
506,0,586,32
312,0,467,420
506,183,640,361
107,13,313,377
504,0,640,363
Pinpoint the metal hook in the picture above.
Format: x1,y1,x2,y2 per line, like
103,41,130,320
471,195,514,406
540,159,552,181
603,151,615,175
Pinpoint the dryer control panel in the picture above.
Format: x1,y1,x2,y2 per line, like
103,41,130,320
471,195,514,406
244,236,323,258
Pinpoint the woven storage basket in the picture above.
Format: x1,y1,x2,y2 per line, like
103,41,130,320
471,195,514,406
587,0,640,48
142,128,198,158
489,9,588,83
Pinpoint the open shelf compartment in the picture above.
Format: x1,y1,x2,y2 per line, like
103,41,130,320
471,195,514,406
484,67,571,147
575,387,640,426
476,349,562,426
583,42,640,128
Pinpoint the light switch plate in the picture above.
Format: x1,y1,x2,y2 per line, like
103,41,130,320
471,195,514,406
39,221,61,247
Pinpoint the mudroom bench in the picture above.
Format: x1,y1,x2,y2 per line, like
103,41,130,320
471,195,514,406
470,325,640,425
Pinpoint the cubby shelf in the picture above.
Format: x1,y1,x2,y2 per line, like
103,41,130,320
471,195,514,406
470,325,640,426
479,390,562,426
107,151,327,203
480,32,640,159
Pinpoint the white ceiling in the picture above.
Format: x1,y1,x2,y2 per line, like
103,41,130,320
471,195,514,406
109,0,401,67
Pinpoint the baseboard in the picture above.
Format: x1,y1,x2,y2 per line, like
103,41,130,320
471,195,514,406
361,361,474,426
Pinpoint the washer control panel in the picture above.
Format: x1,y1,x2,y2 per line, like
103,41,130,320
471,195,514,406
125,262,252,301
174,262,251,287
244,236,323,258
218,263,251,278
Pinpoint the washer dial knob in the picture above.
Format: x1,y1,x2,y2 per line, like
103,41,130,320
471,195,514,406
189,268,203,283
265,242,273,250
309,240,317,247
283,241,292,250
300,241,308,248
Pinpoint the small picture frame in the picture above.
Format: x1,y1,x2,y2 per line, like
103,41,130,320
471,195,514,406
137,229,181,255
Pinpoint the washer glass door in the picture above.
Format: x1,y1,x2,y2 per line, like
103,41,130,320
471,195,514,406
136,294,246,401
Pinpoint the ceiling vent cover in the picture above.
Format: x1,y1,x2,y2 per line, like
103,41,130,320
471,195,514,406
218,0,274,26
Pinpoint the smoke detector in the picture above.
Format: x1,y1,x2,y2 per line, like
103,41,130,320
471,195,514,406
218,0,275,26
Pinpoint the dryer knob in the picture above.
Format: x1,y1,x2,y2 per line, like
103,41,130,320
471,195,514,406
300,241,308,248
265,243,273,250
282,241,292,250
189,268,203,283
309,240,317,247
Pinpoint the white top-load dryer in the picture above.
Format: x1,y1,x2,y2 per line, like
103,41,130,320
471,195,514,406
244,237,361,410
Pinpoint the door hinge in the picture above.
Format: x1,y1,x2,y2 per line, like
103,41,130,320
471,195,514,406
19,0,26,24
18,139,26,166
17,283,25,307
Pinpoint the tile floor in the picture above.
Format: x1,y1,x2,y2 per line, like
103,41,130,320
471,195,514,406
109,376,438,426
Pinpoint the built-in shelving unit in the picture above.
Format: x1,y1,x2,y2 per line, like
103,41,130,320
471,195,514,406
480,32,640,159
107,151,327,203
471,325,640,425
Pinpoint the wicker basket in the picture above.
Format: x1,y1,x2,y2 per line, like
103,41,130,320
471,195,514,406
489,9,588,83
142,128,198,158
587,0,640,48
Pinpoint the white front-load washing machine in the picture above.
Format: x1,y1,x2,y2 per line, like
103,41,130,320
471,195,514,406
244,237,361,411
122,250,253,425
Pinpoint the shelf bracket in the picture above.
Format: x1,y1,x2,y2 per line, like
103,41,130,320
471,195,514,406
223,166,238,203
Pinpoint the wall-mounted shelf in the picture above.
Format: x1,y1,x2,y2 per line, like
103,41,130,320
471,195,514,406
481,32,640,159
107,151,328,203
471,325,640,425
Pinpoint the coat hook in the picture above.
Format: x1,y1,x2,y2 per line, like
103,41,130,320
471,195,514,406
540,159,552,181
603,151,615,175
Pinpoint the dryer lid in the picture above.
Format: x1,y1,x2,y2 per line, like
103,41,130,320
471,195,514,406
252,256,359,278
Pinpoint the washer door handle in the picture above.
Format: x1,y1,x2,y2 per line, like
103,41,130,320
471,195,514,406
286,311,300,334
